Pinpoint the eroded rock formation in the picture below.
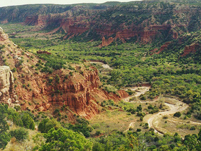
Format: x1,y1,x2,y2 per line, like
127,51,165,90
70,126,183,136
0,26,129,119
0,27,8,41
181,43,199,57
0,66,17,105
16,67,128,119
99,37,114,47
156,42,172,54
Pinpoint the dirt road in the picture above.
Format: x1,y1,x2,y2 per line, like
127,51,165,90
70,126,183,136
144,98,189,134
123,86,150,102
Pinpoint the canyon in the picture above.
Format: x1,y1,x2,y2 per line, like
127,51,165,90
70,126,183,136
0,27,128,119
0,2,201,120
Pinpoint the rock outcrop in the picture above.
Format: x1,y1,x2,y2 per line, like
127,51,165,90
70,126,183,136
150,42,171,55
156,42,172,54
0,27,8,41
37,50,51,55
181,43,199,57
25,15,48,26
0,66,17,105
15,67,128,119
99,37,114,47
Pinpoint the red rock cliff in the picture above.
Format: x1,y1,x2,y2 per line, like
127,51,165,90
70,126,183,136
15,67,128,119
181,43,199,57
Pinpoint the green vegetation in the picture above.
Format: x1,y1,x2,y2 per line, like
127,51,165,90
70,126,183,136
38,118,61,133
10,128,28,141
39,127,93,151
1,102,201,150
0,104,10,149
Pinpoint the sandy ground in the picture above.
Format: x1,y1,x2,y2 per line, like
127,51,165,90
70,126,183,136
144,98,189,134
123,86,150,102
124,122,135,132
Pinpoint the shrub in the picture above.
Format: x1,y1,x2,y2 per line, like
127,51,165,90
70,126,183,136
38,128,92,150
95,130,101,136
174,112,181,117
38,118,61,133
140,95,146,100
55,74,60,83
10,128,28,141
11,68,17,72
21,112,35,130
14,106,21,111
48,77,54,83
190,126,196,130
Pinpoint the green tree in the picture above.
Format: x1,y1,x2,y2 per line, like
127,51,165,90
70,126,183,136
21,112,35,130
39,127,93,151
38,118,61,133
0,104,10,149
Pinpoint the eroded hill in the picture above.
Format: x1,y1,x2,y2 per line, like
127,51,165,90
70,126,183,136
0,27,128,119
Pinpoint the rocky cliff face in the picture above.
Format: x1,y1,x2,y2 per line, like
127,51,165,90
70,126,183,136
0,66,17,105
2,3,201,44
156,42,172,54
181,43,199,57
25,15,49,27
99,37,115,47
0,27,8,41
16,67,128,119
0,28,18,105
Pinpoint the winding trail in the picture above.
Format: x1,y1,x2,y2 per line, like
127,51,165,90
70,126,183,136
88,61,201,134
122,87,201,135
145,99,189,135
123,86,150,102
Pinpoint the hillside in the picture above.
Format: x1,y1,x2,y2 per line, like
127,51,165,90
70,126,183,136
0,27,129,120
1,1,201,45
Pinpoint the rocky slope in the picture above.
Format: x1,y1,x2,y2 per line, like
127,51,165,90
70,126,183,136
0,27,128,119
181,43,199,57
